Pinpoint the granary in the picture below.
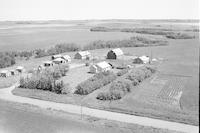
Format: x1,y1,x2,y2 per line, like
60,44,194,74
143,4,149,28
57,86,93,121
62,55,71,62
90,61,111,73
132,56,144,64
74,51,91,59
53,58,66,64
51,54,62,60
43,61,54,67
16,66,25,73
0,70,11,77
10,69,18,75
139,56,150,64
107,48,124,59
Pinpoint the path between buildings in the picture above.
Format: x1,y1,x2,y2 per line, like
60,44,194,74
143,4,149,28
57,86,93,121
0,84,198,133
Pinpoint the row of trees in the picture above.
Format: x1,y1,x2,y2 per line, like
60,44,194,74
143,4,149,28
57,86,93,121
96,66,156,101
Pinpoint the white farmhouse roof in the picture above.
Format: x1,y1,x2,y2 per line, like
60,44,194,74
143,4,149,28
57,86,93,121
96,61,111,69
77,51,91,56
111,48,123,56
16,66,24,70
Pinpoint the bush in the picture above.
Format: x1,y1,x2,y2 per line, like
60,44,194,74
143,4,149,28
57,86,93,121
0,52,16,68
75,71,117,95
96,79,132,100
61,83,71,94
96,66,157,101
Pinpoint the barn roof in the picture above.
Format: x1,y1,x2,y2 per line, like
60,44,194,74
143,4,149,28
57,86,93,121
43,61,53,64
96,61,111,69
77,51,91,56
53,58,65,62
110,48,123,56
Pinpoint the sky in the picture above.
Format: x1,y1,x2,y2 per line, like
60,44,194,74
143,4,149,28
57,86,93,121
0,0,199,20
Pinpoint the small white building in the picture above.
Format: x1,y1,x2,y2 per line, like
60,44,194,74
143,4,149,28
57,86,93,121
90,61,112,73
139,56,150,64
16,66,25,73
62,55,71,62
74,51,91,59
43,61,54,67
0,70,11,77
51,54,62,60
53,58,67,64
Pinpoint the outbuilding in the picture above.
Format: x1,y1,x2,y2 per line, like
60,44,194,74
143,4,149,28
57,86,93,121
107,48,124,59
132,56,144,64
43,61,54,67
90,61,112,73
139,55,150,64
53,58,66,64
16,66,25,73
51,54,62,60
10,69,18,75
0,70,11,77
74,51,91,59
62,55,71,62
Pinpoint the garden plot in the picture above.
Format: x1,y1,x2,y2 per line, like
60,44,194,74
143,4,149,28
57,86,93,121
135,74,189,109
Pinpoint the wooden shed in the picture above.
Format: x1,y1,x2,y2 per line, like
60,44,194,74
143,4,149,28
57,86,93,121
53,58,67,64
16,66,25,73
107,48,124,59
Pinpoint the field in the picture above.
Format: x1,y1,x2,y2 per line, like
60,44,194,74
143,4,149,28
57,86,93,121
1,20,199,126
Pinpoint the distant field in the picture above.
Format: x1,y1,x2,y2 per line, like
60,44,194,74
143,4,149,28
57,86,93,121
0,27,134,51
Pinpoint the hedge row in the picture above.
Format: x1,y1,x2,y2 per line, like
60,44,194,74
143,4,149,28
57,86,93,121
75,71,117,95
96,66,156,100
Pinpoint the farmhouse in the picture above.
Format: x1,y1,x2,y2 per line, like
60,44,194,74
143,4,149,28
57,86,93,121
16,66,25,73
51,54,62,60
0,70,11,77
74,51,91,59
107,48,124,59
90,61,111,73
62,55,71,62
132,56,150,64
53,58,66,64
43,61,54,67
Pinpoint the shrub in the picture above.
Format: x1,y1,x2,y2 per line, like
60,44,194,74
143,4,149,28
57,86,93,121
61,83,71,94
75,71,117,95
96,79,132,100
